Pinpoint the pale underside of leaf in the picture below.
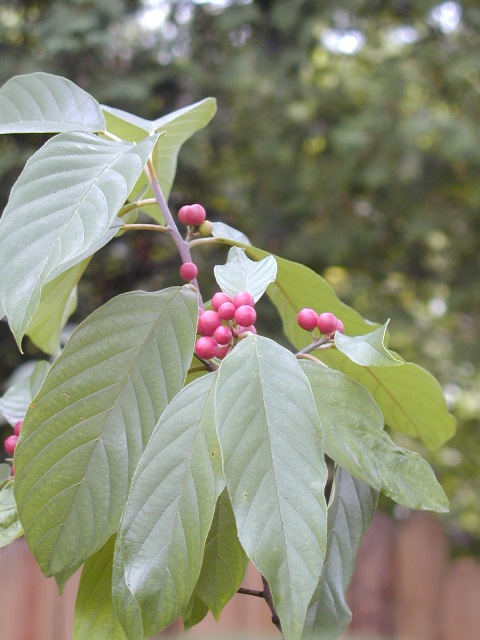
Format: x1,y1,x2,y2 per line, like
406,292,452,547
334,321,403,367
114,372,224,638
0,132,157,345
214,246,277,301
14,287,198,578
215,335,328,640
0,72,106,133
0,360,51,426
0,481,24,549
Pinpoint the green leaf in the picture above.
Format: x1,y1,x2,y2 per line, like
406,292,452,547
0,480,24,548
194,488,248,620
0,72,105,134
26,259,90,355
182,595,209,632
0,465,12,485
334,321,403,366
215,335,328,640
300,361,449,512
317,349,456,449
14,287,198,578
211,222,252,246
0,132,158,347
103,98,216,206
0,360,50,426
74,536,127,640
302,468,378,640
114,372,224,639
214,247,277,301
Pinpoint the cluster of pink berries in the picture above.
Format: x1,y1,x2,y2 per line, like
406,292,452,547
4,420,22,474
177,203,213,236
195,291,257,361
297,309,344,336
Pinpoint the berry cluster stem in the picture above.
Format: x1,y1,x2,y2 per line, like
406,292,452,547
144,159,203,305
296,337,332,357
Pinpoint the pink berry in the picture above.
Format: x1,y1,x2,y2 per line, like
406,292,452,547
234,305,257,326
214,344,231,359
237,325,257,335
195,336,217,360
297,308,318,331
233,291,255,308
188,204,207,225
13,420,22,437
213,325,233,345
180,262,198,281
317,312,338,334
217,301,236,320
178,205,193,225
4,435,18,456
197,310,222,336
212,292,232,311
335,319,345,334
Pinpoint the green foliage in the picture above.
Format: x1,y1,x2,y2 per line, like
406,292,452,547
0,72,455,640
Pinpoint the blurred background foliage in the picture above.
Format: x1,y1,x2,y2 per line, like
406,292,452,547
0,0,479,545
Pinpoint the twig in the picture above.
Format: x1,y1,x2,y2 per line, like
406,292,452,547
262,576,283,637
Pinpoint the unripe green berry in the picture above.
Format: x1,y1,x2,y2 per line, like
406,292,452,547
297,308,318,331
180,262,198,281
199,220,213,236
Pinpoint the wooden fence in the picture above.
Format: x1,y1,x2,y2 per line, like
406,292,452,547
1,511,479,640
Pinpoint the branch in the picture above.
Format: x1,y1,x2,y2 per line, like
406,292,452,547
262,576,283,637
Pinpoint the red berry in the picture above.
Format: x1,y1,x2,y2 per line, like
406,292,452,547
213,325,233,345
195,336,217,360
197,310,222,336
179,262,198,281
13,420,22,437
4,435,18,456
297,308,318,331
178,205,192,225
317,312,338,334
188,204,207,226
335,319,345,334
237,325,257,335
234,305,257,326
214,344,231,359
233,291,255,308
212,292,232,311
217,301,236,320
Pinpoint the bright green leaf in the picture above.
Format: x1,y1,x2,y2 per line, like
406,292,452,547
182,594,209,632
14,287,198,578
214,247,277,301
211,222,252,246
103,98,216,206
0,360,50,426
0,132,158,346
334,321,403,366
114,372,224,639
0,72,105,133
215,335,327,640
26,258,90,355
301,361,449,512
194,488,248,620
74,536,127,640
302,468,378,640
0,480,24,548
317,349,456,449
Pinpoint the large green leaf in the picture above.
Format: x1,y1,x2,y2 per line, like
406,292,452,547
300,361,448,511
114,372,224,639
302,468,378,640
214,246,277,301
0,72,105,133
25,258,90,355
182,595,209,632
0,132,157,346
0,360,50,426
0,480,24,548
215,335,328,640
193,488,248,620
74,536,127,640
102,98,216,206
317,349,456,449
334,321,403,367
14,287,198,578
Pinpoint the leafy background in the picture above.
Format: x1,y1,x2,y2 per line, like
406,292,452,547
0,0,478,547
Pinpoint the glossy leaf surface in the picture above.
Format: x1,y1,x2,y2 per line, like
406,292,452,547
215,335,327,640
14,287,198,578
